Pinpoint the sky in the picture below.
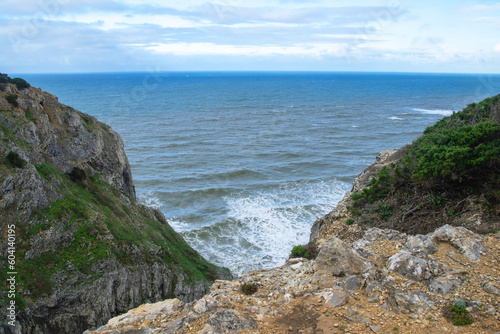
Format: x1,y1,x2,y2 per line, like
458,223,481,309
0,0,499,73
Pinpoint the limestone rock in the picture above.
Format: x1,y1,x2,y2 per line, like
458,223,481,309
389,290,435,314
207,309,258,333
315,237,373,276
326,289,349,308
430,225,486,261
483,282,500,296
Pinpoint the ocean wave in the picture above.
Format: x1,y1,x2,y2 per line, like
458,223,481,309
413,108,454,116
137,192,162,209
180,179,350,274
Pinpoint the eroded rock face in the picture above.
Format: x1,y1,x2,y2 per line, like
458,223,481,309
0,82,230,334
0,83,135,202
314,237,373,276
86,225,500,334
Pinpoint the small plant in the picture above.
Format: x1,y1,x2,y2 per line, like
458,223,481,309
25,109,34,121
5,151,27,168
291,245,310,259
393,327,399,332
5,94,19,107
240,283,257,295
450,300,474,326
345,218,355,225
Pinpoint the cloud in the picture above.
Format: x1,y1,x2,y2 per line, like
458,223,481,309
495,43,500,53
461,3,500,13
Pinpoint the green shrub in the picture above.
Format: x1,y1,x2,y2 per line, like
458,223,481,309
0,73,9,84
351,166,394,205
5,151,27,168
346,218,355,225
406,121,500,182
291,245,310,259
240,283,258,295
5,94,19,107
9,77,30,90
450,303,474,326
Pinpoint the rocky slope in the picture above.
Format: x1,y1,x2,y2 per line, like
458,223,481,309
0,75,231,334
85,222,500,334
87,96,500,334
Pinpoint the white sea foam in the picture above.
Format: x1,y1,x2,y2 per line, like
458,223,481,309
413,108,454,116
182,179,350,274
389,116,403,120
137,192,162,209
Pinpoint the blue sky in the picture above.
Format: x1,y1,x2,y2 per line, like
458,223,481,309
1,0,499,73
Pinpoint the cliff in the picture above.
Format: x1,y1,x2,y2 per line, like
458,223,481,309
87,95,500,333
0,75,231,334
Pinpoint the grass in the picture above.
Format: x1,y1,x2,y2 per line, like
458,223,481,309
2,160,226,310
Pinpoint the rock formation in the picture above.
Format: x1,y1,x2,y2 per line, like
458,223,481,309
85,223,500,333
0,76,231,334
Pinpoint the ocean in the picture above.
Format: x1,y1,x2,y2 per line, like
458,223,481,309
19,71,500,274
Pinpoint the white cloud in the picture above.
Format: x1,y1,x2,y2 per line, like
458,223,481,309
461,3,500,13
494,44,500,53
143,42,348,58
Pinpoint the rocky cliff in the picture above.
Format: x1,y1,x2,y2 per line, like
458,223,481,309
0,75,231,334
86,95,500,333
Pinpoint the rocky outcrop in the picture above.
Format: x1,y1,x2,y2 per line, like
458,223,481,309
86,224,500,333
0,79,230,334
0,83,135,201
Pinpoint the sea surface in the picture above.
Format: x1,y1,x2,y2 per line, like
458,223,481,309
19,71,500,274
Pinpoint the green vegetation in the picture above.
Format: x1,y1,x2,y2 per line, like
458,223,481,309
1,160,225,308
5,151,27,168
290,242,319,260
0,73,30,90
345,94,500,235
450,300,474,326
240,283,258,295
345,218,355,225
291,245,310,259
10,77,30,90
5,94,19,107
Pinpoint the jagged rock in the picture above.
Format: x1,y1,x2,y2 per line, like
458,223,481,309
326,289,349,308
483,282,500,296
389,290,435,314
430,225,486,261
428,274,465,296
344,306,372,323
315,238,373,276
207,309,258,333
0,81,231,334
387,251,447,281
342,275,362,291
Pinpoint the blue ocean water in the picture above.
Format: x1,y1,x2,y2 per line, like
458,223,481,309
19,72,500,273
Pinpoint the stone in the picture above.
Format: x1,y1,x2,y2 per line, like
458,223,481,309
428,275,464,296
369,325,381,333
430,225,486,261
344,306,372,323
327,289,349,308
343,275,362,291
315,238,372,276
387,251,447,281
390,290,435,314
208,309,258,333
483,282,500,296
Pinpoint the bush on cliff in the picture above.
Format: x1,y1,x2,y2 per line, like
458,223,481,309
348,94,500,235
